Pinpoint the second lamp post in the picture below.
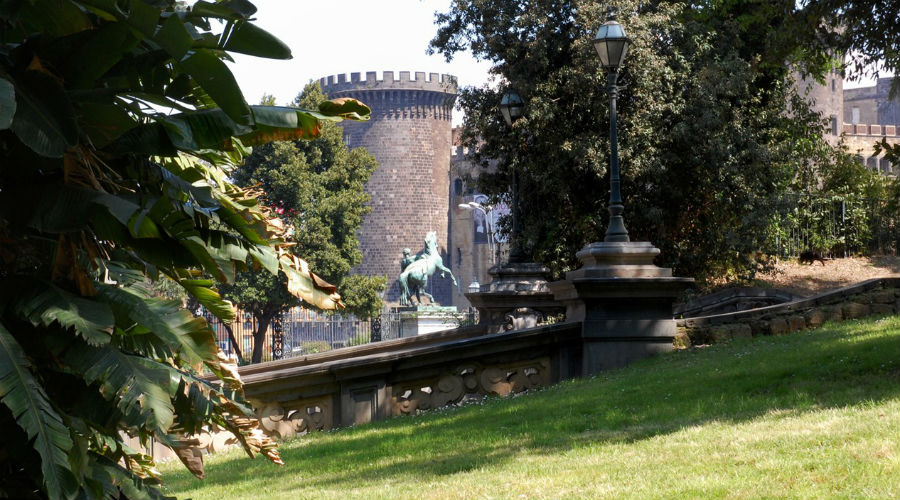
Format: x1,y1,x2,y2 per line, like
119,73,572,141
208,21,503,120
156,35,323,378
593,11,632,243
499,91,527,262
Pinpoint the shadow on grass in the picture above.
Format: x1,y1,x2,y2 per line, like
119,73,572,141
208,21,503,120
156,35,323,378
167,316,900,492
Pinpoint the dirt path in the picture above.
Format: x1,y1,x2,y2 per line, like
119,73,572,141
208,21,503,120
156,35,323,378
756,255,899,296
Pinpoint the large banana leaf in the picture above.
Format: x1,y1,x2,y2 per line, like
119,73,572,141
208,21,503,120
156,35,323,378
96,284,219,366
71,343,176,433
9,70,79,158
278,250,343,310
9,281,114,346
222,21,292,59
109,99,370,155
0,323,77,500
0,0,370,494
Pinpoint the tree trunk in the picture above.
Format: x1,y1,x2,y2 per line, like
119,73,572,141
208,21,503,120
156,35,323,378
222,323,245,365
251,313,273,364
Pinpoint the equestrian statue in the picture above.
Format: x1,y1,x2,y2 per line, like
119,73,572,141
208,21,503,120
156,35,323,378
398,231,458,306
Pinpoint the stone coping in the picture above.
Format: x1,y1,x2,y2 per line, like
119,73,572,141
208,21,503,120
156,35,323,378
234,323,488,378
674,286,803,317
240,321,580,388
678,277,899,328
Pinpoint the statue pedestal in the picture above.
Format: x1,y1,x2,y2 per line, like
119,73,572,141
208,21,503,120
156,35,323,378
465,262,565,333
397,305,461,337
549,242,693,376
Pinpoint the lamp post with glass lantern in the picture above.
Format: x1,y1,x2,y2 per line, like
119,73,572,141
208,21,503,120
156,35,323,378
548,11,694,375
458,200,496,293
462,90,564,332
593,10,631,243
499,91,527,263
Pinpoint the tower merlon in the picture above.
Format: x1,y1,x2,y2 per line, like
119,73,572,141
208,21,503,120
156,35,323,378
319,70,458,94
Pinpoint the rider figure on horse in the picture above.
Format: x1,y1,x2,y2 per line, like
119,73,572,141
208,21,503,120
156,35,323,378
397,231,458,306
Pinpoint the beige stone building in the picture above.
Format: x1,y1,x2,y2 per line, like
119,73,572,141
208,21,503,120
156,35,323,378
801,73,900,177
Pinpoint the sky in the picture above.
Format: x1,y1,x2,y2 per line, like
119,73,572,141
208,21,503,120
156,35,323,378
227,0,494,122
227,2,889,114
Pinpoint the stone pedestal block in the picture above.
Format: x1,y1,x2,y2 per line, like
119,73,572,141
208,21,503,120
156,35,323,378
805,309,827,328
398,306,462,336
549,242,693,376
465,262,564,333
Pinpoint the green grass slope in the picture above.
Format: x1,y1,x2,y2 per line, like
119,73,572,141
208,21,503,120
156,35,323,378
162,315,900,499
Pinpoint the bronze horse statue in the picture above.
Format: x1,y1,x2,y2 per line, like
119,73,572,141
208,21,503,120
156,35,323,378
398,231,457,306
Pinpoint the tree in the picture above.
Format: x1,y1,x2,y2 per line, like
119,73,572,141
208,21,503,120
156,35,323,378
0,1,369,498
430,0,828,283
220,82,385,364
789,1,900,91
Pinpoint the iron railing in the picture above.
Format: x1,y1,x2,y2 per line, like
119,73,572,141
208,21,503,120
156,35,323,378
770,193,898,258
204,307,477,365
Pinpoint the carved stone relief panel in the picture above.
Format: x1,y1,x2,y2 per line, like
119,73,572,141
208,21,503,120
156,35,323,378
503,307,544,331
391,357,551,416
255,396,333,440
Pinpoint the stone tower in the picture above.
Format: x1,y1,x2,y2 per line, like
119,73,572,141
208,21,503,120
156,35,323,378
320,71,458,304
794,68,844,142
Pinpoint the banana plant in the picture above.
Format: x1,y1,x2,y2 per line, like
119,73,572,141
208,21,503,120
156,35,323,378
0,1,369,498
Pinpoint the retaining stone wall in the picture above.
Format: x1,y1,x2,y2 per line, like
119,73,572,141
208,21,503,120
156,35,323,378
676,278,900,347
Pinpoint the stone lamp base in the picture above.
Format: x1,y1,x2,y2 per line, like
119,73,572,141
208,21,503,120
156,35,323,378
549,241,694,376
465,262,564,333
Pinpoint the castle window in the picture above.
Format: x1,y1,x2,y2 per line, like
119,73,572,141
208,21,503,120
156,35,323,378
831,79,836,92
851,107,860,124
454,178,463,196
830,116,838,135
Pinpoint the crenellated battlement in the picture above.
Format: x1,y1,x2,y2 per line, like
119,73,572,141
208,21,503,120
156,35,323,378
842,123,900,137
319,70,457,95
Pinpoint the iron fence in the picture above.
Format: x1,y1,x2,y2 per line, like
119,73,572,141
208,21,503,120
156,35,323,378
203,307,477,365
770,193,898,258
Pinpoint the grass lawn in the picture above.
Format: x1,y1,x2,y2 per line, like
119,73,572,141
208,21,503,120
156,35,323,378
161,315,900,499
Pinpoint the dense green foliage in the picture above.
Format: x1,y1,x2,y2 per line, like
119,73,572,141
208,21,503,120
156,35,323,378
221,83,385,363
430,0,897,283
0,1,369,498
782,120,899,255
162,314,900,499
792,0,900,89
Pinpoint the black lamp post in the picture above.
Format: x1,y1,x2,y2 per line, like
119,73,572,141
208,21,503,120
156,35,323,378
594,11,631,243
500,90,527,263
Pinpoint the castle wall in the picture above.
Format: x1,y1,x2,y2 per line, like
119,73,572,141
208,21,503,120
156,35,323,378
841,123,900,176
796,69,844,141
449,145,505,309
320,71,457,305
844,77,900,126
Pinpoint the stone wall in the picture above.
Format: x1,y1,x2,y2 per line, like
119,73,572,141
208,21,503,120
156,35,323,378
795,69,844,142
449,144,504,308
320,71,457,304
237,321,581,441
676,278,900,346
841,124,900,176
844,77,900,126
